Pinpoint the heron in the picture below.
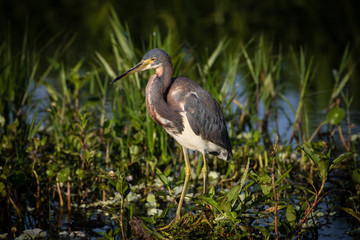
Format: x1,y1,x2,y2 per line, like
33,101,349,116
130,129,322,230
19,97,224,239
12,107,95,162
110,48,231,223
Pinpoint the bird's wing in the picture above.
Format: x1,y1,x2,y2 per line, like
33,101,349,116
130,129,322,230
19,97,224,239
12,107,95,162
183,92,231,151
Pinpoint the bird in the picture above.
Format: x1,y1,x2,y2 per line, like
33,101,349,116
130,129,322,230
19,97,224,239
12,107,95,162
110,48,231,223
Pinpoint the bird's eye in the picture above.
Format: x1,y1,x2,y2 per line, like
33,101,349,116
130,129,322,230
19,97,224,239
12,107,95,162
151,57,156,61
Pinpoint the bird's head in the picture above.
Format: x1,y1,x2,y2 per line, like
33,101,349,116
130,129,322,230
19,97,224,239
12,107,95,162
110,48,170,84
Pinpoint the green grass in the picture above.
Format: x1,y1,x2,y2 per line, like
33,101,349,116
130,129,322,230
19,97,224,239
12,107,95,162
0,9,359,240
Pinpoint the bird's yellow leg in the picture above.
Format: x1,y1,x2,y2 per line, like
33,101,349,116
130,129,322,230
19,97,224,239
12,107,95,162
202,153,207,195
174,147,191,222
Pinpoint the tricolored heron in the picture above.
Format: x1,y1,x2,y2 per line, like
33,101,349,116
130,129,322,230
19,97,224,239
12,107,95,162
111,48,231,222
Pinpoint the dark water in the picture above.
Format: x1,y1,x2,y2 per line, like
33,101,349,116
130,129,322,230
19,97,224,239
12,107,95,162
1,0,360,109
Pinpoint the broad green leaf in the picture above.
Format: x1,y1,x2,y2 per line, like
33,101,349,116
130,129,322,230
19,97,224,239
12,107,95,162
286,204,297,226
230,211,237,219
326,107,345,125
57,168,70,183
219,198,231,213
318,159,329,180
227,184,241,202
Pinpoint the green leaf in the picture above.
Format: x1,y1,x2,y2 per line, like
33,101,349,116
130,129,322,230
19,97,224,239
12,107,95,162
255,226,269,238
57,168,71,183
259,173,272,195
0,182,6,197
46,169,54,178
40,136,48,146
208,185,215,198
275,168,292,186
339,207,360,222
116,177,130,198
219,198,231,213
139,216,156,224
286,204,297,226
318,159,329,180
129,145,140,156
75,169,85,179
156,168,170,187
249,170,272,195
298,145,320,165
33,138,41,150
352,170,360,184
234,157,251,202
95,51,116,78
227,184,241,202
0,115,5,128
253,130,261,142
326,107,345,125
329,152,354,171
203,197,222,213
130,119,142,131
43,82,59,101
139,221,165,239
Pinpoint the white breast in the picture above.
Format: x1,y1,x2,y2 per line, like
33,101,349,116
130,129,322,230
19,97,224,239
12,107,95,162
170,112,223,155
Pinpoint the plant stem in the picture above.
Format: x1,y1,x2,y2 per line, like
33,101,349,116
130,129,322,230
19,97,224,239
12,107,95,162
33,170,41,209
271,160,279,239
270,136,279,239
338,125,350,151
120,194,126,240
287,176,326,238
56,177,64,207
67,180,71,212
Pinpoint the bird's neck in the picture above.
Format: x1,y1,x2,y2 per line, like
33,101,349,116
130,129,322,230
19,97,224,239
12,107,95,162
156,64,172,94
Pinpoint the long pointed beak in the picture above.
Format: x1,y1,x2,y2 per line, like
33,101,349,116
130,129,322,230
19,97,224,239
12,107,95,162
110,59,153,84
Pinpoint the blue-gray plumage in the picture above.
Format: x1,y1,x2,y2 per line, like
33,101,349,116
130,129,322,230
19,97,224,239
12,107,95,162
111,48,231,223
